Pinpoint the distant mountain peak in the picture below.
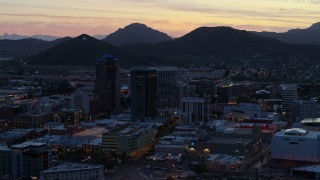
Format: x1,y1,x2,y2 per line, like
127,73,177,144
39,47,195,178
73,34,94,41
103,23,172,46
82,35,88,41
27,34,138,66
193,26,235,32
125,23,148,28
78,34,90,38
309,22,320,30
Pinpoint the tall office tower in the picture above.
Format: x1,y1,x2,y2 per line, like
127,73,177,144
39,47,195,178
95,54,120,117
282,85,298,116
131,69,157,121
149,67,178,116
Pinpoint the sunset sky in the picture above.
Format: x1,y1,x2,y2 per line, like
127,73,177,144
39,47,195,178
1,0,319,37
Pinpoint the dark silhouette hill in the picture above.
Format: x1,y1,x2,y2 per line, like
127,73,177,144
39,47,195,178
254,22,320,45
103,23,172,46
121,26,320,65
0,37,71,52
27,34,141,66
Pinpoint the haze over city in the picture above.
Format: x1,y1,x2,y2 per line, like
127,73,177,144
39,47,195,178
1,0,320,37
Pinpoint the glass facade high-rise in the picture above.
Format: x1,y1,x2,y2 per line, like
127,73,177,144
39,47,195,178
131,69,157,121
148,67,178,116
95,54,120,117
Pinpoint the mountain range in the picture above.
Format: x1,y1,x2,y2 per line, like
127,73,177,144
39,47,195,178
253,22,320,45
0,37,71,52
0,33,61,41
0,23,172,45
0,33,108,41
1,22,320,66
121,26,320,66
2,22,320,46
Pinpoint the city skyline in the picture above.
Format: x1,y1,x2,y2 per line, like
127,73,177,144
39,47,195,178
1,0,319,37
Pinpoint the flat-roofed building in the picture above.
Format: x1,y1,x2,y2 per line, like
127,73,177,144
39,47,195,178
294,100,320,121
14,112,51,128
180,97,206,123
0,128,35,145
0,142,49,179
11,142,49,179
102,123,156,156
301,118,320,131
53,108,84,125
271,128,320,162
71,87,95,119
40,163,104,180
292,165,320,179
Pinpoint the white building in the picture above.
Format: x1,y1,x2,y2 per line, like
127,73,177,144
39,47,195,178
40,163,104,180
180,97,206,123
271,128,320,162
223,103,278,121
71,87,95,119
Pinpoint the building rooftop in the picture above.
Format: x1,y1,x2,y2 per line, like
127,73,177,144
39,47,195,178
284,128,308,136
207,136,252,145
155,144,185,148
301,118,320,124
42,163,103,173
275,128,320,138
11,141,46,149
219,81,233,88
107,123,154,136
148,66,177,71
206,154,244,164
73,127,108,138
0,128,34,141
293,165,320,173
0,144,10,151
181,97,205,102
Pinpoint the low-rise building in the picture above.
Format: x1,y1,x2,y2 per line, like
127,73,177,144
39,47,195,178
102,123,156,157
293,100,320,122
180,97,206,123
224,103,278,122
40,163,104,180
0,142,49,179
14,112,52,128
0,128,35,145
53,108,84,125
271,128,320,162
